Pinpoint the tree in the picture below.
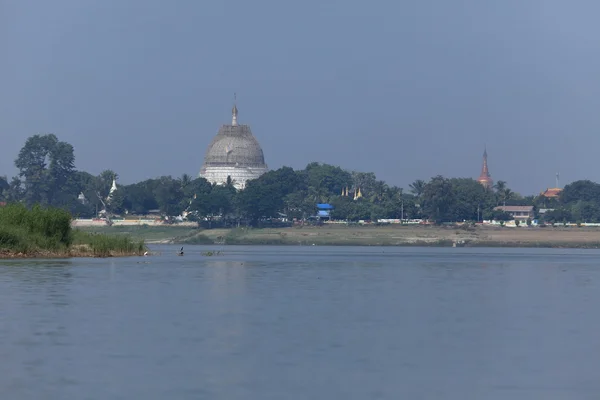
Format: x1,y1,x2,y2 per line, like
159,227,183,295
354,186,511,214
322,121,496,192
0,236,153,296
186,177,214,218
422,176,455,223
235,181,278,224
83,170,120,214
236,167,305,225
284,191,314,220
501,188,513,207
330,196,371,221
122,179,160,215
305,162,352,199
153,176,185,217
570,200,600,223
485,209,513,222
352,171,378,199
15,134,78,206
0,176,8,201
449,178,494,222
97,170,118,200
409,179,426,200
560,180,600,205
207,184,236,216
6,177,24,203
179,173,193,190
493,180,507,194
48,141,76,206
543,208,572,224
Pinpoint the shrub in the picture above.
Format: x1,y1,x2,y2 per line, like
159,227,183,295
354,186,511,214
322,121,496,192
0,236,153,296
72,230,146,257
0,203,146,257
0,203,72,250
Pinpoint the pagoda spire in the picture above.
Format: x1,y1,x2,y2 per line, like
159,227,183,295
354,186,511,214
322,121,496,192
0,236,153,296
481,147,489,177
231,93,238,126
477,146,493,189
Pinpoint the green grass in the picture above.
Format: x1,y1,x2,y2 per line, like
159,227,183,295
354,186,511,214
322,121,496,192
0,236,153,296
71,230,146,257
0,204,72,254
0,203,147,257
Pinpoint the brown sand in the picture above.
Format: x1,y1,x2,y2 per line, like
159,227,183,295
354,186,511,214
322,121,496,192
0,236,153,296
194,224,600,248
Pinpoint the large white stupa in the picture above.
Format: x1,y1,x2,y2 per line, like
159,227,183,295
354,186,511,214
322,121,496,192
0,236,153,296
199,103,268,190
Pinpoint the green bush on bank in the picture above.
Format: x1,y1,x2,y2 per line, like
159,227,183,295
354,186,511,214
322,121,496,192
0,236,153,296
0,203,146,256
0,204,72,252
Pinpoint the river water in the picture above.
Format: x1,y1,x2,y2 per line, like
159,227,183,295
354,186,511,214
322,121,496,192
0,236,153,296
1,245,600,399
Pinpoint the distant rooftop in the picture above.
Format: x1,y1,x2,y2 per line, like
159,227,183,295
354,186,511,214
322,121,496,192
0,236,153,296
540,188,562,198
316,204,334,210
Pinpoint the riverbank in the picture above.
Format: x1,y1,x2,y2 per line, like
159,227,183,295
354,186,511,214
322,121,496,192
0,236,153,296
0,204,146,259
0,230,147,259
193,225,600,248
78,224,600,249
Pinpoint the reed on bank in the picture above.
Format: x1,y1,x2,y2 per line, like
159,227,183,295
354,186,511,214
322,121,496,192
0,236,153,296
71,230,146,257
0,203,146,258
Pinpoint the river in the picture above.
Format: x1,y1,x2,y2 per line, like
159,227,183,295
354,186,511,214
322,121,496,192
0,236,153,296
1,245,599,399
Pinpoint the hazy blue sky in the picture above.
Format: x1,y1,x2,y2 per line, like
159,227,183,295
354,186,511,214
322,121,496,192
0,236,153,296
2,0,599,194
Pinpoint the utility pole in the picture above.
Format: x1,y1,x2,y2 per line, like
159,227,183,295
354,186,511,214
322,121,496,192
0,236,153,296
401,200,404,223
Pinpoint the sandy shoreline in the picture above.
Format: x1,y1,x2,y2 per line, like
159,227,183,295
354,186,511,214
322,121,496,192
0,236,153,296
67,224,600,249
178,225,600,248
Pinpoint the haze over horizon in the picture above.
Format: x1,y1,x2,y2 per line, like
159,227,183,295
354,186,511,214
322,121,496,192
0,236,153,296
2,0,599,195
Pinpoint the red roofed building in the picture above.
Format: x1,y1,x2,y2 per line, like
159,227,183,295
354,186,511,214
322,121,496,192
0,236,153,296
0,202,6,207
540,188,562,198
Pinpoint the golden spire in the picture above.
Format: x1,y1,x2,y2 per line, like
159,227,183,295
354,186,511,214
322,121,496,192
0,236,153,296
477,145,493,189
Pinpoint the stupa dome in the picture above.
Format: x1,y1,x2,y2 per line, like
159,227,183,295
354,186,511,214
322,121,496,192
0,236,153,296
199,104,268,189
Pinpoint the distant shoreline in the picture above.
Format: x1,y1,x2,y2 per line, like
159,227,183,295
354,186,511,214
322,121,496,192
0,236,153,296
75,225,600,250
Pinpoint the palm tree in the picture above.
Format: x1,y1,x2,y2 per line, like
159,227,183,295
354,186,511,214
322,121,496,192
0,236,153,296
502,188,513,206
409,179,426,199
386,186,403,202
369,181,388,203
179,173,192,189
493,180,507,205
308,186,329,203
493,180,507,193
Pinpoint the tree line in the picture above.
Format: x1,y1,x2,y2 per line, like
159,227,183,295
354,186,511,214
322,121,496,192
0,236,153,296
1,134,599,225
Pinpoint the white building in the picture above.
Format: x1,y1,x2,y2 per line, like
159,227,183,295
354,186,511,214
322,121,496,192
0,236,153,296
199,103,268,190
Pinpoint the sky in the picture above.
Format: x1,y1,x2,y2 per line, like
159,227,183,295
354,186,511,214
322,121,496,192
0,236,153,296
2,0,600,195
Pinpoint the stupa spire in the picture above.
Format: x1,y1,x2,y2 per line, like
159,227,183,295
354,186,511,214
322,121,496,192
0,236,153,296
481,146,489,177
232,93,238,126
477,146,493,189
107,175,118,204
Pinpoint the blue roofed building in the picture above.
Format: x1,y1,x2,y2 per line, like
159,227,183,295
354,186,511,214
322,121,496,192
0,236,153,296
316,203,334,220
